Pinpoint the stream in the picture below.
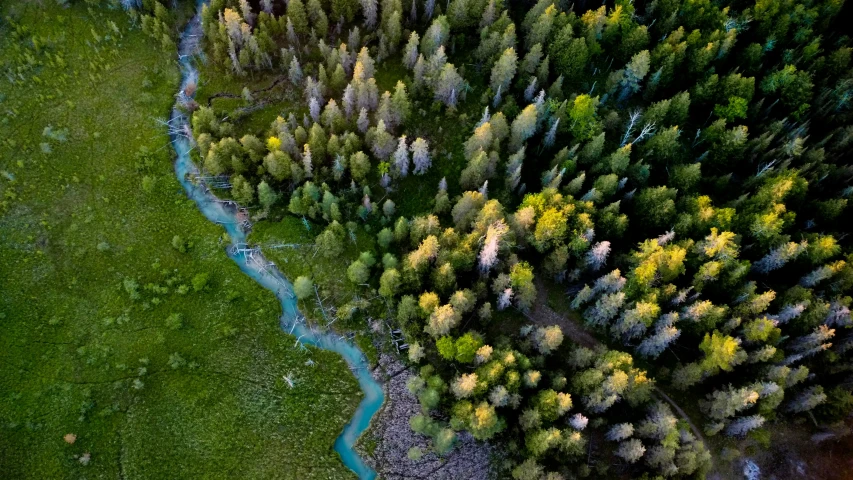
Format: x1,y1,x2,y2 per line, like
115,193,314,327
168,7,384,479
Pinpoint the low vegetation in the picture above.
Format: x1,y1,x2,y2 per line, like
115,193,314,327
0,2,360,478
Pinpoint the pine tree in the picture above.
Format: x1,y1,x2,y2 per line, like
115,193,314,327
510,104,538,149
408,0,417,21
770,303,807,324
606,423,634,442
394,135,410,176
434,177,450,213
426,303,459,336
413,54,427,90
489,280,512,308
231,175,255,205
451,191,486,229
321,99,343,131
289,56,303,85
307,123,327,163
571,285,595,310
342,84,356,118
411,137,431,174
460,150,492,189
636,324,680,358
786,385,827,413
391,81,411,126
293,276,314,299
478,220,508,273
569,94,601,141
465,123,494,159
424,0,435,19
381,7,403,55
287,0,309,35
357,107,370,133
301,143,313,177
825,302,852,327
521,43,543,77
377,91,395,129
347,260,370,284
304,76,325,104
585,241,611,271
505,146,525,191
585,292,625,328
510,262,536,311
435,63,465,107
476,107,491,127
377,266,401,297
332,0,360,21
306,0,329,37
725,415,765,437
701,385,760,421
569,413,589,431
403,31,420,69
526,3,555,47
615,438,646,463
369,120,395,158
620,49,651,99
422,15,450,56
613,300,660,342
490,48,518,94
533,326,564,354
309,97,321,122
480,0,496,27
360,0,379,28
349,151,370,181
800,262,844,287
257,180,278,209
264,150,292,181
543,117,559,147
355,46,376,80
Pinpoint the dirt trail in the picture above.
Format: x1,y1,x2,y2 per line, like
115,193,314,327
528,281,712,458
529,292,599,349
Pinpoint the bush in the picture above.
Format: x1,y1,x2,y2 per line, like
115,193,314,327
171,235,186,253
142,175,156,193
166,313,183,330
192,273,209,292
293,276,313,299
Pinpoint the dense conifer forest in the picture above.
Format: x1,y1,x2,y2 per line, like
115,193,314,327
186,0,853,475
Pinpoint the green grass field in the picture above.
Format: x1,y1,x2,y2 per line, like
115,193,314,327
0,3,360,478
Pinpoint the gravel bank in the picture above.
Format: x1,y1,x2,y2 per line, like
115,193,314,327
358,353,495,480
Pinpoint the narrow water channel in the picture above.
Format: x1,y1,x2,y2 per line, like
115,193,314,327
169,7,384,479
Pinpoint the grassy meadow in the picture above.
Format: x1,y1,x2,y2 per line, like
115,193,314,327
0,2,360,478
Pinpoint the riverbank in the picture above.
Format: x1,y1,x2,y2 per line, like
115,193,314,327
356,352,494,480
171,4,386,478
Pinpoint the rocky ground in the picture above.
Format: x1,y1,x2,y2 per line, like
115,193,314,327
357,353,495,480
713,420,853,480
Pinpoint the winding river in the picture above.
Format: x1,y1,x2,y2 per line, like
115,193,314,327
169,7,384,479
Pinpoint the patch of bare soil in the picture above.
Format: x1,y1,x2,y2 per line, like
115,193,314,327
709,419,853,480
757,420,853,480
528,280,599,349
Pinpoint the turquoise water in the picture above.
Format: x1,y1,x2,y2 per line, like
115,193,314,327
169,9,383,479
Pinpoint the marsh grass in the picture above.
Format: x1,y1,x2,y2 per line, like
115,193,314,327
0,3,360,478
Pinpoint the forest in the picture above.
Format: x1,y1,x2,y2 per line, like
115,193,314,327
3,0,853,477
184,0,853,475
